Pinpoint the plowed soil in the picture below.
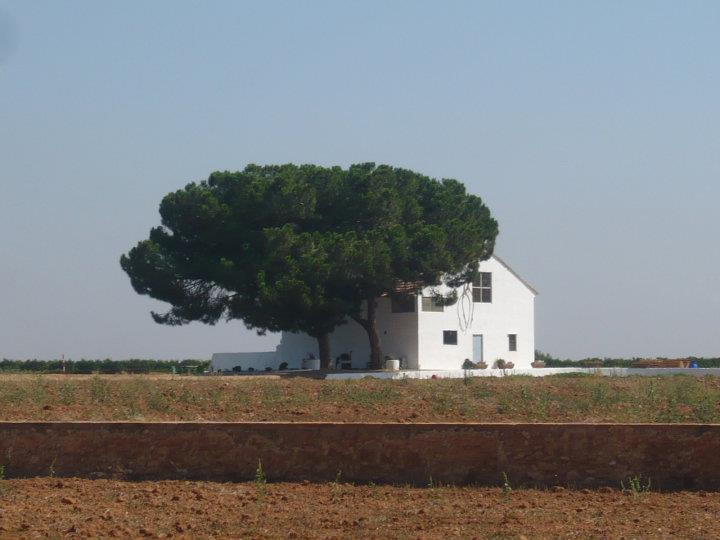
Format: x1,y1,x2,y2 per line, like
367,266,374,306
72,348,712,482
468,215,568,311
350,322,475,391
0,478,717,539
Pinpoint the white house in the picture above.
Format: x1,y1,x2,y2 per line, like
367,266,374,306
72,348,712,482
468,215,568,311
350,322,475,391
211,254,536,372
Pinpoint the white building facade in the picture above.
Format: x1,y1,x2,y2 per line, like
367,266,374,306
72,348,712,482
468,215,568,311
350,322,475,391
211,255,536,372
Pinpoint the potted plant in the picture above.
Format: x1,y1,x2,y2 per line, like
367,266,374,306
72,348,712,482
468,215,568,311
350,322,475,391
462,358,488,370
531,359,546,368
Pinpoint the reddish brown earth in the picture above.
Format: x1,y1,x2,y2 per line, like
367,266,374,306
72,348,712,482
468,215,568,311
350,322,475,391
1,478,718,539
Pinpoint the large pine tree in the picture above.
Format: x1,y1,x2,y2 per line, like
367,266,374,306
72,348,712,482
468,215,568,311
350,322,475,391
120,163,498,369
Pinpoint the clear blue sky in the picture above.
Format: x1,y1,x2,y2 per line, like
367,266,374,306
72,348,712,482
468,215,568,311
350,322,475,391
1,1,719,360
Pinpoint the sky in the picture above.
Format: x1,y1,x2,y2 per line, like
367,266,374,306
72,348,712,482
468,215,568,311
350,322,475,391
1,1,719,361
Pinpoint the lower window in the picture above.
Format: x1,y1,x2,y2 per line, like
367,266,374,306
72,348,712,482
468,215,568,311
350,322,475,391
443,330,458,345
508,334,517,351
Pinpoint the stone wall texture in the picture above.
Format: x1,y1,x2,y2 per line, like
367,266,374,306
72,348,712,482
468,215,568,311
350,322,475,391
2,422,719,489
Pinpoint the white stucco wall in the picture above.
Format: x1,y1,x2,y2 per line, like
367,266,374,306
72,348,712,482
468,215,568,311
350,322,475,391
277,297,419,369
222,255,535,372
417,256,536,370
211,351,278,371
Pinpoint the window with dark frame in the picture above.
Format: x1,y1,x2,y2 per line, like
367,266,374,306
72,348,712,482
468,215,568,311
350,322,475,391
421,296,444,312
443,330,458,345
508,334,517,351
472,272,492,303
390,295,416,313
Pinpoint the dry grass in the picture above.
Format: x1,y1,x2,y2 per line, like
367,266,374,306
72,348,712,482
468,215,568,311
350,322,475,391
1,372,720,423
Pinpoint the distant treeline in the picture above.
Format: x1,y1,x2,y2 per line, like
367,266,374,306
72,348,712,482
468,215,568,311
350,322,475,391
535,351,720,368
0,359,210,374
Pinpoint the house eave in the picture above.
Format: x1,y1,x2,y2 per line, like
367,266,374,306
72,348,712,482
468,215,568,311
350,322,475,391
491,254,539,296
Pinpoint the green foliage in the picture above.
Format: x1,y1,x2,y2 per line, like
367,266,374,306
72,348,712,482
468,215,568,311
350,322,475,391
254,460,267,498
691,357,720,368
331,470,343,502
501,472,512,498
120,163,498,368
621,475,651,496
0,358,209,374
536,350,720,368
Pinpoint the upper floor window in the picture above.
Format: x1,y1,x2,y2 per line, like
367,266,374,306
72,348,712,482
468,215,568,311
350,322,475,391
472,272,492,303
421,296,444,312
391,295,415,313
508,334,517,351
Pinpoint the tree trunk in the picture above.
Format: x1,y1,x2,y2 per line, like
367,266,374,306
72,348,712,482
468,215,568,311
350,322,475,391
351,297,384,370
317,332,332,370
365,297,382,369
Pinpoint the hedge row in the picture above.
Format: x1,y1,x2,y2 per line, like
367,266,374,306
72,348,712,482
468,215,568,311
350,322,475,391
536,351,720,368
0,359,210,374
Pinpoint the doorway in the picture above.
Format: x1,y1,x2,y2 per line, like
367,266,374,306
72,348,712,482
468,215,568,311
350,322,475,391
472,334,484,363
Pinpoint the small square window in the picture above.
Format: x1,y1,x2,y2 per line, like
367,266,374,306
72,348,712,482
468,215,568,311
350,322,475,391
421,296,444,312
508,334,517,352
443,330,458,345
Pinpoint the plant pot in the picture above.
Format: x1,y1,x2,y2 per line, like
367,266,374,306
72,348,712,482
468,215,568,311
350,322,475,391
384,358,400,371
531,361,546,368
302,358,320,370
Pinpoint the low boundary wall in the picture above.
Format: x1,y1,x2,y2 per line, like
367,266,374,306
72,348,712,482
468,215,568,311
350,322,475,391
325,367,720,380
2,422,720,489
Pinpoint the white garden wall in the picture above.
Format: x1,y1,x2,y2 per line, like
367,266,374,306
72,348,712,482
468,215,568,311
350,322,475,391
211,351,278,371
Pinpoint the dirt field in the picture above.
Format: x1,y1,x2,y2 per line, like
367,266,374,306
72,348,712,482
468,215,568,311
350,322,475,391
2,375,719,538
1,372,720,423
0,477,716,539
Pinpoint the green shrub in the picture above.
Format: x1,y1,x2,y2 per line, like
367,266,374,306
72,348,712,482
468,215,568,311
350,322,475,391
0,358,210,374
536,350,720,368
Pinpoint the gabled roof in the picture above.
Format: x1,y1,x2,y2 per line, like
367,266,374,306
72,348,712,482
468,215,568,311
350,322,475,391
491,254,538,295
385,254,537,296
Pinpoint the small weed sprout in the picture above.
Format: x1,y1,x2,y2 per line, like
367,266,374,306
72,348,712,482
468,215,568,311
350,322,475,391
254,460,267,498
49,458,56,478
502,472,512,498
427,475,441,499
59,381,77,406
0,464,6,495
621,475,651,496
90,376,110,404
331,470,342,501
